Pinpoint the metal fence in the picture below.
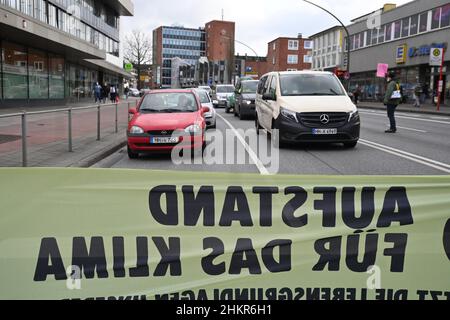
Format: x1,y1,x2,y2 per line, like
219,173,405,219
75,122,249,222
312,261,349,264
0,101,137,167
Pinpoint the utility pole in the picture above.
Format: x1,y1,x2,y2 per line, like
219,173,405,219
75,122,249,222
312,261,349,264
303,0,351,91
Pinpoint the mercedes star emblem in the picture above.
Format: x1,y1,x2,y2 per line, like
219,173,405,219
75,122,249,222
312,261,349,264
320,114,330,124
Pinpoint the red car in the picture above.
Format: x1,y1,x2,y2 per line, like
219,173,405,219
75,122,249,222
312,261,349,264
127,89,209,159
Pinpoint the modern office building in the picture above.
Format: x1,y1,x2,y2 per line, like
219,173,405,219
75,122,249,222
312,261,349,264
344,0,449,104
152,25,206,88
310,26,345,72
265,34,313,73
0,0,134,107
153,20,236,88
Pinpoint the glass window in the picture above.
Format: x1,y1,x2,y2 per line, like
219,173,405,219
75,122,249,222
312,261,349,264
2,42,28,99
385,23,392,41
366,30,371,46
419,12,428,32
441,4,450,28
401,18,410,37
378,25,385,43
29,49,48,99
394,21,401,39
432,8,441,29
371,29,378,45
287,54,298,64
410,15,419,35
49,55,65,99
288,40,299,50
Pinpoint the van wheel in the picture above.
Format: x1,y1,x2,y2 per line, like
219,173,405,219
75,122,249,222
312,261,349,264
127,145,139,159
344,141,358,149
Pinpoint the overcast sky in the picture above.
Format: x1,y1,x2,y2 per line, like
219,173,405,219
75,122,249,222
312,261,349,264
122,0,411,56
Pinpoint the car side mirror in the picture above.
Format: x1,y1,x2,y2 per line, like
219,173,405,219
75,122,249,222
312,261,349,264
263,92,276,101
129,107,137,115
201,106,210,114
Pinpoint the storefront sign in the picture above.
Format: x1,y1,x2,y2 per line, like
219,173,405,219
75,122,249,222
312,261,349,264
430,48,444,67
376,63,389,78
396,45,407,64
408,43,447,59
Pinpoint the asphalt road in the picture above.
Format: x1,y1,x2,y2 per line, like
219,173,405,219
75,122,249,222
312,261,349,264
94,108,450,175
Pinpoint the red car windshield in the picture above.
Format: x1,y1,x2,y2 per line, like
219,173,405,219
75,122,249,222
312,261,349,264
140,92,198,113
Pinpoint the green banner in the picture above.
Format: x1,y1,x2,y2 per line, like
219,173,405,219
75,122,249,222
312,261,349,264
0,168,449,300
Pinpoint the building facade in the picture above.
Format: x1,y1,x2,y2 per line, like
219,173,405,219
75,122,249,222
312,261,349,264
345,0,450,104
265,35,313,73
234,55,268,81
310,26,345,72
0,0,133,107
152,25,206,88
153,20,236,89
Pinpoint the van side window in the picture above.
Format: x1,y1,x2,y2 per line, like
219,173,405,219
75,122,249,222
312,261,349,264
268,75,277,95
257,76,268,94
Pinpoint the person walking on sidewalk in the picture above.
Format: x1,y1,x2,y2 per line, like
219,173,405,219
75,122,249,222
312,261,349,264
93,82,102,103
383,71,402,133
353,86,361,105
413,84,422,108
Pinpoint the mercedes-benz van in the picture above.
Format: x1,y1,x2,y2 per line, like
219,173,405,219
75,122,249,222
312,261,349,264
255,71,360,148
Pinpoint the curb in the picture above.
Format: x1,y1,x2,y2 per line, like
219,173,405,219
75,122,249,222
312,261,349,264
358,105,450,116
69,139,127,168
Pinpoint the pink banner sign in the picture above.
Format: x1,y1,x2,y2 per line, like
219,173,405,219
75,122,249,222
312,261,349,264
377,63,389,78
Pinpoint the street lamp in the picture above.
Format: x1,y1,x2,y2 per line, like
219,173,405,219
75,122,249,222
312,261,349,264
302,0,351,90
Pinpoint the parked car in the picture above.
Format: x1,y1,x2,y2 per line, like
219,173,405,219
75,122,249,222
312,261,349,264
255,71,360,148
127,90,209,159
193,88,216,129
212,84,235,108
198,85,212,96
129,88,140,97
233,80,259,120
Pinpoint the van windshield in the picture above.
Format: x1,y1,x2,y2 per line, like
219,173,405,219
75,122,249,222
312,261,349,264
280,74,346,96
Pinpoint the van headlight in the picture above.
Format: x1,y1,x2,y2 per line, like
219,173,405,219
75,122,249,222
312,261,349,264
129,126,144,134
243,100,252,105
348,110,360,122
280,107,298,123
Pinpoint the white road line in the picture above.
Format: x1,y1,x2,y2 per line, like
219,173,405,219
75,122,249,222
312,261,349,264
217,113,269,175
359,111,450,124
396,126,427,133
360,139,450,174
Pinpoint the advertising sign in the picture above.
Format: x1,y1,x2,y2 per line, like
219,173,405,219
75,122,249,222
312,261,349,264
430,48,444,66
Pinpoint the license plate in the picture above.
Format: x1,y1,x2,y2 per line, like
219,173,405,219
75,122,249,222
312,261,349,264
151,137,179,144
312,129,338,135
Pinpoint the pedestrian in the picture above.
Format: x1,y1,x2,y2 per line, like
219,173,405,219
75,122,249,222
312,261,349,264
110,84,117,103
413,84,421,108
101,83,109,104
422,83,429,102
383,71,402,133
353,85,361,105
124,86,130,100
93,82,102,103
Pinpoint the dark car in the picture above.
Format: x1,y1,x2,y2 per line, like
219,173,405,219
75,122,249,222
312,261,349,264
234,80,259,120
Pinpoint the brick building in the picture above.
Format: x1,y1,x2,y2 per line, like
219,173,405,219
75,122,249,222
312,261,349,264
265,34,313,72
234,55,268,80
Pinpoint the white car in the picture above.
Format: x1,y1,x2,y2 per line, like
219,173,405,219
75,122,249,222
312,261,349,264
129,88,140,97
194,88,217,129
198,86,212,96
255,71,360,148
212,84,235,108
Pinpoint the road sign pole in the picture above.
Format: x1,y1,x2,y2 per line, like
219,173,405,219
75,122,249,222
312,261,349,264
437,48,445,112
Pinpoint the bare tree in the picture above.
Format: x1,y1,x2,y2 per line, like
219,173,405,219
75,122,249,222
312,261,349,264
124,30,152,90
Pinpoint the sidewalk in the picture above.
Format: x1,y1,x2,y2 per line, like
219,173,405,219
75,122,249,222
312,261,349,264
357,101,450,116
0,98,139,168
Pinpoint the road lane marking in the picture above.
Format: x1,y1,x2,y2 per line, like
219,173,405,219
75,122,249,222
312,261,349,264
359,111,450,124
396,126,427,133
360,139,450,174
217,113,269,175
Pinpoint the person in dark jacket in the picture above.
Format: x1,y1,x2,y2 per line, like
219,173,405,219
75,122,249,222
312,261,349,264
383,71,402,133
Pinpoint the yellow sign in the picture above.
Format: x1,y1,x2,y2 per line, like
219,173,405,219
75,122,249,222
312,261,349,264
396,45,407,64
